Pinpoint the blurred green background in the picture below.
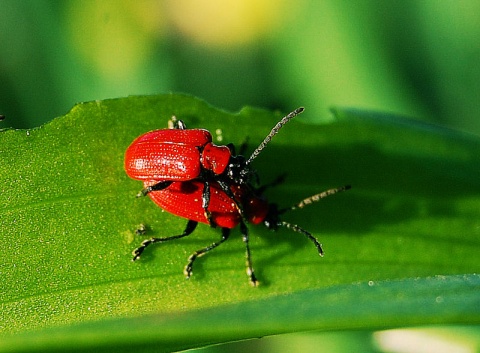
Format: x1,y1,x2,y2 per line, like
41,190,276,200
1,0,480,133
1,1,479,352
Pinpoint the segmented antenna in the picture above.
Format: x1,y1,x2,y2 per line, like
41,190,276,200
278,221,325,256
290,185,351,211
277,185,351,256
246,107,304,165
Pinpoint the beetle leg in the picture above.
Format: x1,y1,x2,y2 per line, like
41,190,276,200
240,221,258,287
216,179,246,219
168,116,187,130
201,180,214,226
136,180,173,197
174,119,187,130
184,227,231,279
132,220,198,261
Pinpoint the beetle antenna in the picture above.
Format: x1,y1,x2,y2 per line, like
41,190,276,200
278,221,324,256
273,185,350,256
246,107,304,165
280,185,351,214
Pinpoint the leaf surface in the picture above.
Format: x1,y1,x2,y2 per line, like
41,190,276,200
1,94,479,352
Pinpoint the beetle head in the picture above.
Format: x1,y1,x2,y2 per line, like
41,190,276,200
225,155,257,184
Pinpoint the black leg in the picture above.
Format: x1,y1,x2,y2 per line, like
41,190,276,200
132,220,198,261
201,178,244,227
201,180,214,226
240,221,258,286
136,180,173,197
216,178,245,218
184,227,231,279
173,119,186,130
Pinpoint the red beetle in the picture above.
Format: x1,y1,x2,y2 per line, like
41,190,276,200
125,108,305,224
132,179,350,286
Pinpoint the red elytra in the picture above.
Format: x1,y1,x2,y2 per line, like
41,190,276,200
145,180,269,228
125,127,232,181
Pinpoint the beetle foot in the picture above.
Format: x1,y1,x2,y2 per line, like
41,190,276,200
132,248,142,261
247,268,259,287
135,224,147,235
136,187,151,197
132,238,153,261
184,264,193,279
184,253,197,278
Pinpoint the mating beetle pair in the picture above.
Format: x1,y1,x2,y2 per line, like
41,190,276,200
124,108,349,286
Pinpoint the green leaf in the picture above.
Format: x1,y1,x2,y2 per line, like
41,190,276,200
1,94,479,352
